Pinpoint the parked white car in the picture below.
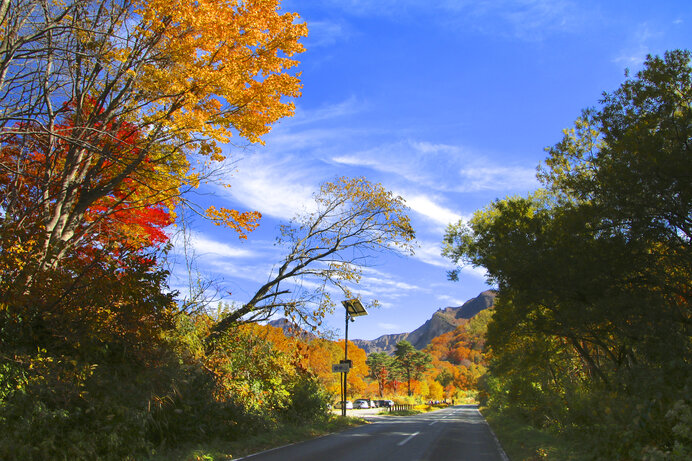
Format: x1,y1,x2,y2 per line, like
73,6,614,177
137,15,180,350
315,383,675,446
335,400,353,409
353,399,370,409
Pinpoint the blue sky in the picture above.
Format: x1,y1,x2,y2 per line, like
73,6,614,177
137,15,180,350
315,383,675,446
170,0,691,340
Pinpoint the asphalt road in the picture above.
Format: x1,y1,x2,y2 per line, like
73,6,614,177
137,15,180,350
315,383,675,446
238,405,509,461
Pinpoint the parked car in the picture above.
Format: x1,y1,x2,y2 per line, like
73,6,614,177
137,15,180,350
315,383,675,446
335,400,353,409
353,399,370,409
376,399,394,408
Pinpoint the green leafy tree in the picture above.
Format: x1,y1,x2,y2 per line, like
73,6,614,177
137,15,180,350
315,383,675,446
367,352,394,397
393,340,432,397
435,369,454,387
443,50,691,458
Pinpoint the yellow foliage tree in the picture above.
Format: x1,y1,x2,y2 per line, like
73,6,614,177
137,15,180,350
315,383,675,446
302,338,342,397
344,341,369,398
0,0,307,288
426,379,444,401
418,379,429,400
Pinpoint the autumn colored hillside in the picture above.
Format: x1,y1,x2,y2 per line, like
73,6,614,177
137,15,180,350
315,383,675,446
353,290,496,354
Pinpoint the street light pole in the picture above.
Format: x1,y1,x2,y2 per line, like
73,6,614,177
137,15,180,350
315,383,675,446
343,307,349,417
340,299,367,417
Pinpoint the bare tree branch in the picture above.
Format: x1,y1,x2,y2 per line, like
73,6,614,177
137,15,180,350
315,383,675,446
209,177,415,338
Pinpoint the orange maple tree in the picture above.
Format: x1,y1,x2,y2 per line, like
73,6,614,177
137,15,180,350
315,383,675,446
0,0,307,283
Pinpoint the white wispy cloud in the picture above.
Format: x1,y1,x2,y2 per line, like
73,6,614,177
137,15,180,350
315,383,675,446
187,233,257,259
457,165,538,192
331,139,538,195
376,301,395,309
377,322,402,331
411,239,449,268
403,193,465,228
410,141,460,155
613,49,650,69
612,23,659,69
203,258,274,284
361,276,420,293
489,0,585,40
411,239,488,282
218,152,321,220
303,20,351,48
330,154,381,169
231,99,537,207
290,96,365,127
459,264,488,280
435,294,467,306
353,266,424,301
315,0,588,41
331,139,465,189
227,98,367,162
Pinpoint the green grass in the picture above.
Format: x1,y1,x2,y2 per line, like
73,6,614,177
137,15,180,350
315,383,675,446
481,407,589,461
148,416,367,460
382,409,423,416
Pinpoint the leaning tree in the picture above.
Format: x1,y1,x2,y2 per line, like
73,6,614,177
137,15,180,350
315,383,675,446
210,176,416,336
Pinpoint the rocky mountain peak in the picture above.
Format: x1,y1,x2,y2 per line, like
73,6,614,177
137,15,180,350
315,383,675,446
352,290,496,355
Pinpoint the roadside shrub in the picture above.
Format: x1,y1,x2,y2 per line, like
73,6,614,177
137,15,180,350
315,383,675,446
0,304,341,459
282,374,330,423
0,353,158,460
146,363,266,447
642,398,692,461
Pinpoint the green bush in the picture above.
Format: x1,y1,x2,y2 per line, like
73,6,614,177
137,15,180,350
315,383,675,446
282,374,330,423
0,354,156,460
0,308,340,459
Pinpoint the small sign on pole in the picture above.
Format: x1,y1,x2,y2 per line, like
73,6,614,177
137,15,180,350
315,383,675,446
332,363,350,373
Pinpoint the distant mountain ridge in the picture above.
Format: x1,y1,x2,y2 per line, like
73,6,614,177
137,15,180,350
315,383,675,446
266,318,316,340
264,290,497,354
352,290,496,354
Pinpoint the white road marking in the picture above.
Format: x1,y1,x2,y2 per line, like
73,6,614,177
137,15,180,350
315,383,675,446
476,408,511,461
397,431,420,446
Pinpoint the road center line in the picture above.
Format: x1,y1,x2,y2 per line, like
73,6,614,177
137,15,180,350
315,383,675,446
397,431,420,446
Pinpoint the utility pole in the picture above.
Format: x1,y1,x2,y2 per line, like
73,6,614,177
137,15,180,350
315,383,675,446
340,299,367,417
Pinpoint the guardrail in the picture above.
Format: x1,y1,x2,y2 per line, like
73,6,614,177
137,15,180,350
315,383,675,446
388,403,414,412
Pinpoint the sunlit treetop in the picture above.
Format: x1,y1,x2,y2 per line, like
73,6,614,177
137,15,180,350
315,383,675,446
133,0,307,149
0,0,307,289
